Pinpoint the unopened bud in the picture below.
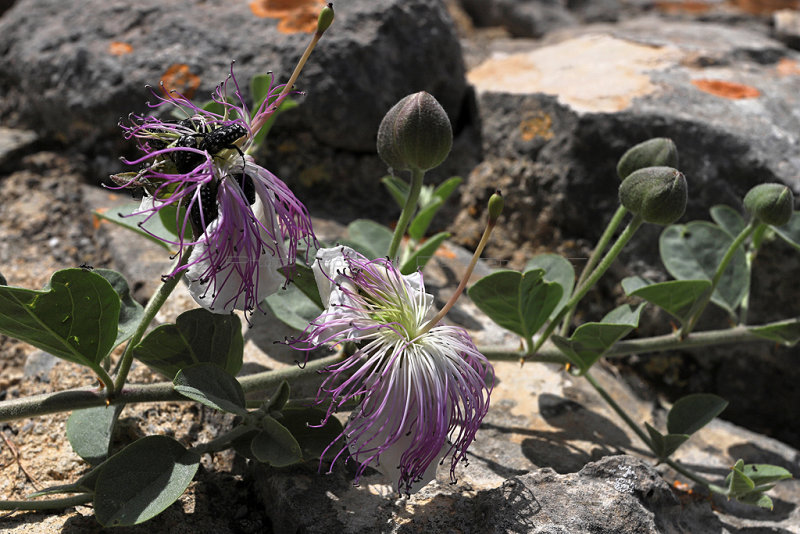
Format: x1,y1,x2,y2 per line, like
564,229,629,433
488,191,503,223
317,3,334,34
376,92,453,173
744,183,794,226
619,166,687,225
617,138,679,180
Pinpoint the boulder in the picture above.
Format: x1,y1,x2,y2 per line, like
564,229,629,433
0,0,466,155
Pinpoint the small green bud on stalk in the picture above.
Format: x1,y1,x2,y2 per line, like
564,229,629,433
377,92,453,173
744,183,794,226
317,3,334,35
619,166,687,225
488,191,504,224
617,138,679,180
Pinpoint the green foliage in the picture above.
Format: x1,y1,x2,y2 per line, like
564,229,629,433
468,269,563,346
709,459,793,510
660,222,749,317
93,202,181,251
264,282,324,331
622,277,711,325
667,394,728,436
173,363,248,416
524,253,575,319
710,205,746,238
400,231,451,275
551,304,644,374
133,308,243,378
93,436,200,526
250,416,303,467
0,268,122,368
749,318,800,346
344,219,393,259
67,405,124,466
774,210,800,251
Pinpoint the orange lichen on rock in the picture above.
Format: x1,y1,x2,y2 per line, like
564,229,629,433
776,57,800,76
249,0,326,33
108,41,133,56
654,1,714,14
160,64,201,99
519,112,554,142
691,79,761,99
731,0,800,15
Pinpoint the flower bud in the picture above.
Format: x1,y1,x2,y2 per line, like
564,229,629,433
317,3,334,34
377,92,453,173
744,183,794,226
488,190,503,224
619,166,687,225
617,138,679,180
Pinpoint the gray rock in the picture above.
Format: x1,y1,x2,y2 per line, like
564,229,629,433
454,17,800,449
0,0,466,155
458,0,622,37
774,8,800,50
0,127,37,170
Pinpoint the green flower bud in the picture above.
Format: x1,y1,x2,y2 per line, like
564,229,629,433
377,92,453,173
488,190,503,224
619,166,687,225
617,138,679,180
317,3,334,34
744,183,794,226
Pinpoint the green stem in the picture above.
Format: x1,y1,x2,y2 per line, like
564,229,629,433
583,370,653,449
388,168,424,260
529,214,644,356
480,318,796,362
90,364,116,395
0,354,342,423
561,206,628,334
680,221,760,338
112,247,192,392
0,493,92,511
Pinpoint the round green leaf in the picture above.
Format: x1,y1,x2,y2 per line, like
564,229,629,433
281,406,344,461
0,268,120,366
133,308,243,378
173,363,247,415
659,222,749,315
709,205,746,238
264,282,324,332
667,393,728,436
525,253,575,319
774,211,800,251
468,269,563,341
250,416,303,467
67,405,124,466
94,436,200,527
94,268,143,347
621,277,711,324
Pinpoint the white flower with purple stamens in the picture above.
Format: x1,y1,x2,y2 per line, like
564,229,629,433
114,65,314,314
297,246,493,495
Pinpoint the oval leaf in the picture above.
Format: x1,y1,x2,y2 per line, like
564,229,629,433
67,405,124,466
264,282,323,331
659,222,748,315
525,253,575,318
667,393,728,436
400,231,450,275
281,406,344,461
749,319,800,347
94,435,200,527
710,205,746,238
774,211,800,251
94,269,144,346
133,308,243,378
345,219,393,259
250,416,303,467
174,363,247,415
552,303,644,373
0,268,120,366
93,202,179,251
622,277,711,324
468,269,563,341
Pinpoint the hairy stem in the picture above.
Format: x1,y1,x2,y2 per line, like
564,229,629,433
0,494,92,512
529,214,644,356
112,246,192,392
680,220,759,338
388,168,424,260
0,354,342,423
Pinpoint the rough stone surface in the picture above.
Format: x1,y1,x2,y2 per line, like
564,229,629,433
0,0,466,155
